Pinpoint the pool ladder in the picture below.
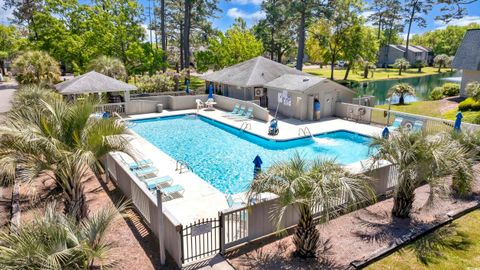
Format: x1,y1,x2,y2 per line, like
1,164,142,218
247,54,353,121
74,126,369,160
298,127,312,138
240,122,251,132
176,160,193,174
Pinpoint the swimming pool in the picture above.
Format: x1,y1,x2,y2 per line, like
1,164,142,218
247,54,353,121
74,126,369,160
130,115,373,194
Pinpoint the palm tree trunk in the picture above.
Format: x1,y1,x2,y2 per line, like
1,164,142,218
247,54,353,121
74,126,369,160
293,204,319,258
64,190,87,222
392,187,414,218
183,0,191,70
398,94,405,105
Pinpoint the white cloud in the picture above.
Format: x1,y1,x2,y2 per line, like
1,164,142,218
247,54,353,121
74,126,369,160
231,0,264,5
361,11,375,27
434,15,480,29
227,8,266,21
142,24,157,43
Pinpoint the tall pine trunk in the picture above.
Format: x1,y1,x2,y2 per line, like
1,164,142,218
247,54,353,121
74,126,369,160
344,63,351,81
295,8,306,71
183,0,191,70
404,1,417,60
161,0,167,72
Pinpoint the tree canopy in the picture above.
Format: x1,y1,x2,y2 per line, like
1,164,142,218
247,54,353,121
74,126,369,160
195,19,264,72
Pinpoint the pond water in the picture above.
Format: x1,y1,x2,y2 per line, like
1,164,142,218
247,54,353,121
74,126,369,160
351,71,461,105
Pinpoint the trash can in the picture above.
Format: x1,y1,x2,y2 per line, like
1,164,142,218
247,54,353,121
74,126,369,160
156,104,163,113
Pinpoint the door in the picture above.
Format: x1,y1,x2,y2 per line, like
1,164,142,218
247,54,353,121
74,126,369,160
323,93,336,116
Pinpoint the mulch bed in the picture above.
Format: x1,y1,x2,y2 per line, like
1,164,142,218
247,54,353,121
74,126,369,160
226,170,480,270
0,171,178,270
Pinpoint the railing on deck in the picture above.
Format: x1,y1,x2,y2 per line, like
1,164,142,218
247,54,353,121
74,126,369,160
95,103,125,114
335,102,480,133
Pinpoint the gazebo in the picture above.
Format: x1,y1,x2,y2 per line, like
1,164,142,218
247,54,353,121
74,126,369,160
54,71,137,114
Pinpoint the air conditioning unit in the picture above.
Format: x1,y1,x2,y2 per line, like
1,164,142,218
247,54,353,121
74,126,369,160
254,88,264,97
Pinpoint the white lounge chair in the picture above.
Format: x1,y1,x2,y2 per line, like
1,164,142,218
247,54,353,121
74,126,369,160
196,99,205,111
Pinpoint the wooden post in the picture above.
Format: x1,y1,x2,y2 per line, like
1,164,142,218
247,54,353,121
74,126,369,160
156,190,166,265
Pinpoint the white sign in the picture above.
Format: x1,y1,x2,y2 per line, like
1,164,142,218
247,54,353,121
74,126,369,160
277,91,292,107
191,222,212,236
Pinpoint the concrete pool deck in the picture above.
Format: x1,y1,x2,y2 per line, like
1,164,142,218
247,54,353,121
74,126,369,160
122,108,383,224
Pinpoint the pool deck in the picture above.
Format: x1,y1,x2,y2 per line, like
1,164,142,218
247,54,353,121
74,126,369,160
123,108,383,225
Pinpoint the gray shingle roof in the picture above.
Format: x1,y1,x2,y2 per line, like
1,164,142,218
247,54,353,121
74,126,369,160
453,29,480,71
265,74,355,94
55,71,137,94
200,56,308,87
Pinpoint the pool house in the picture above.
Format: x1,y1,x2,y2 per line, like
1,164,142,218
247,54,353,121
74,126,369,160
453,29,480,97
201,56,354,120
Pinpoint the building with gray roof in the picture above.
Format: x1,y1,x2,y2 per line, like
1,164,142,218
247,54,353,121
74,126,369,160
377,44,433,67
452,29,480,97
201,56,354,120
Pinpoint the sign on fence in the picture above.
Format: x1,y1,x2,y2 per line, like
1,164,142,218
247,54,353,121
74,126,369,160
191,222,212,236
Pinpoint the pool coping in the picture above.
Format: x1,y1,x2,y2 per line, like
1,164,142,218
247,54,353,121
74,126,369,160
129,112,374,144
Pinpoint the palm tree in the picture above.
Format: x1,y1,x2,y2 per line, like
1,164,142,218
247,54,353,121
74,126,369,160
247,153,375,258
11,50,61,85
393,58,410,75
449,130,479,197
434,54,449,73
0,87,132,220
87,55,127,81
371,129,472,218
388,83,415,105
0,201,128,269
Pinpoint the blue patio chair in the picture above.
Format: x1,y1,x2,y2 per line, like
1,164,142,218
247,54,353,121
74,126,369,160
389,117,403,130
225,106,245,118
160,184,185,200
143,175,173,190
226,194,244,208
223,104,240,117
233,107,253,121
412,120,424,133
127,159,153,170
133,166,158,178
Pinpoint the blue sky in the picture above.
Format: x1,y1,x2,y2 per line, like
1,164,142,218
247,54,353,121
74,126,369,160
2,0,480,35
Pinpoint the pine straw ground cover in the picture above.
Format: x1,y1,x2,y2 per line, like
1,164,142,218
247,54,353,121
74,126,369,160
226,165,480,270
0,171,178,270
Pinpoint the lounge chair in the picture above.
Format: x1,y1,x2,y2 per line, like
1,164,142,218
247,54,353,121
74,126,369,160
412,120,424,133
160,184,185,200
389,117,403,130
226,194,244,208
196,99,205,111
143,175,173,190
133,166,158,178
223,104,240,117
225,105,246,118
126,159,153,170
232,107,253,121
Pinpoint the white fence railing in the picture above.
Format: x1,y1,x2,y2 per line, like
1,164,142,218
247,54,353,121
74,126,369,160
219,163,399,253
95,103,126,114
335,102,480,133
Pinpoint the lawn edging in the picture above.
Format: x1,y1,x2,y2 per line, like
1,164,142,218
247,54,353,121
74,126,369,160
348,199,480,269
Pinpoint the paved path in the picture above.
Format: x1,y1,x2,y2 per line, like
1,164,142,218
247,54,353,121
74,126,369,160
0,81,18,114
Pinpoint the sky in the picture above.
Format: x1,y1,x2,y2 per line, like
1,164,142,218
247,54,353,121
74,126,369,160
2,0,480,36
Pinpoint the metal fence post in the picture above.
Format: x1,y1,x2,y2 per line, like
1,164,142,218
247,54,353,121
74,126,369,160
156,190,166,265
219,211,225,255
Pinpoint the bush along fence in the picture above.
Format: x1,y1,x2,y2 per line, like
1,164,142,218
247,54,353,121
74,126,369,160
335,102,480,133
103,152,399,268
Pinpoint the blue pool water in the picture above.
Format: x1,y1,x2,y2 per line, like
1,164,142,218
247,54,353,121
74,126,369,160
131,115,373,194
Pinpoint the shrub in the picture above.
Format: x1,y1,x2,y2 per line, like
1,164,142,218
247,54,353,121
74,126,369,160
429,87,444,100
135,72,175,93
442,83,460,96
11,50,61,85
466,81,480,101
458,98,480,111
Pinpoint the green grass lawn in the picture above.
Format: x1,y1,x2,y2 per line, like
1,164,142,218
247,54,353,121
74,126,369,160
304,67,452,83
376,100,480,124
375,101,445,119
366,210,480,270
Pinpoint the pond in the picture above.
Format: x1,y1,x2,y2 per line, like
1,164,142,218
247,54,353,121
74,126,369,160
351,71,461,105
